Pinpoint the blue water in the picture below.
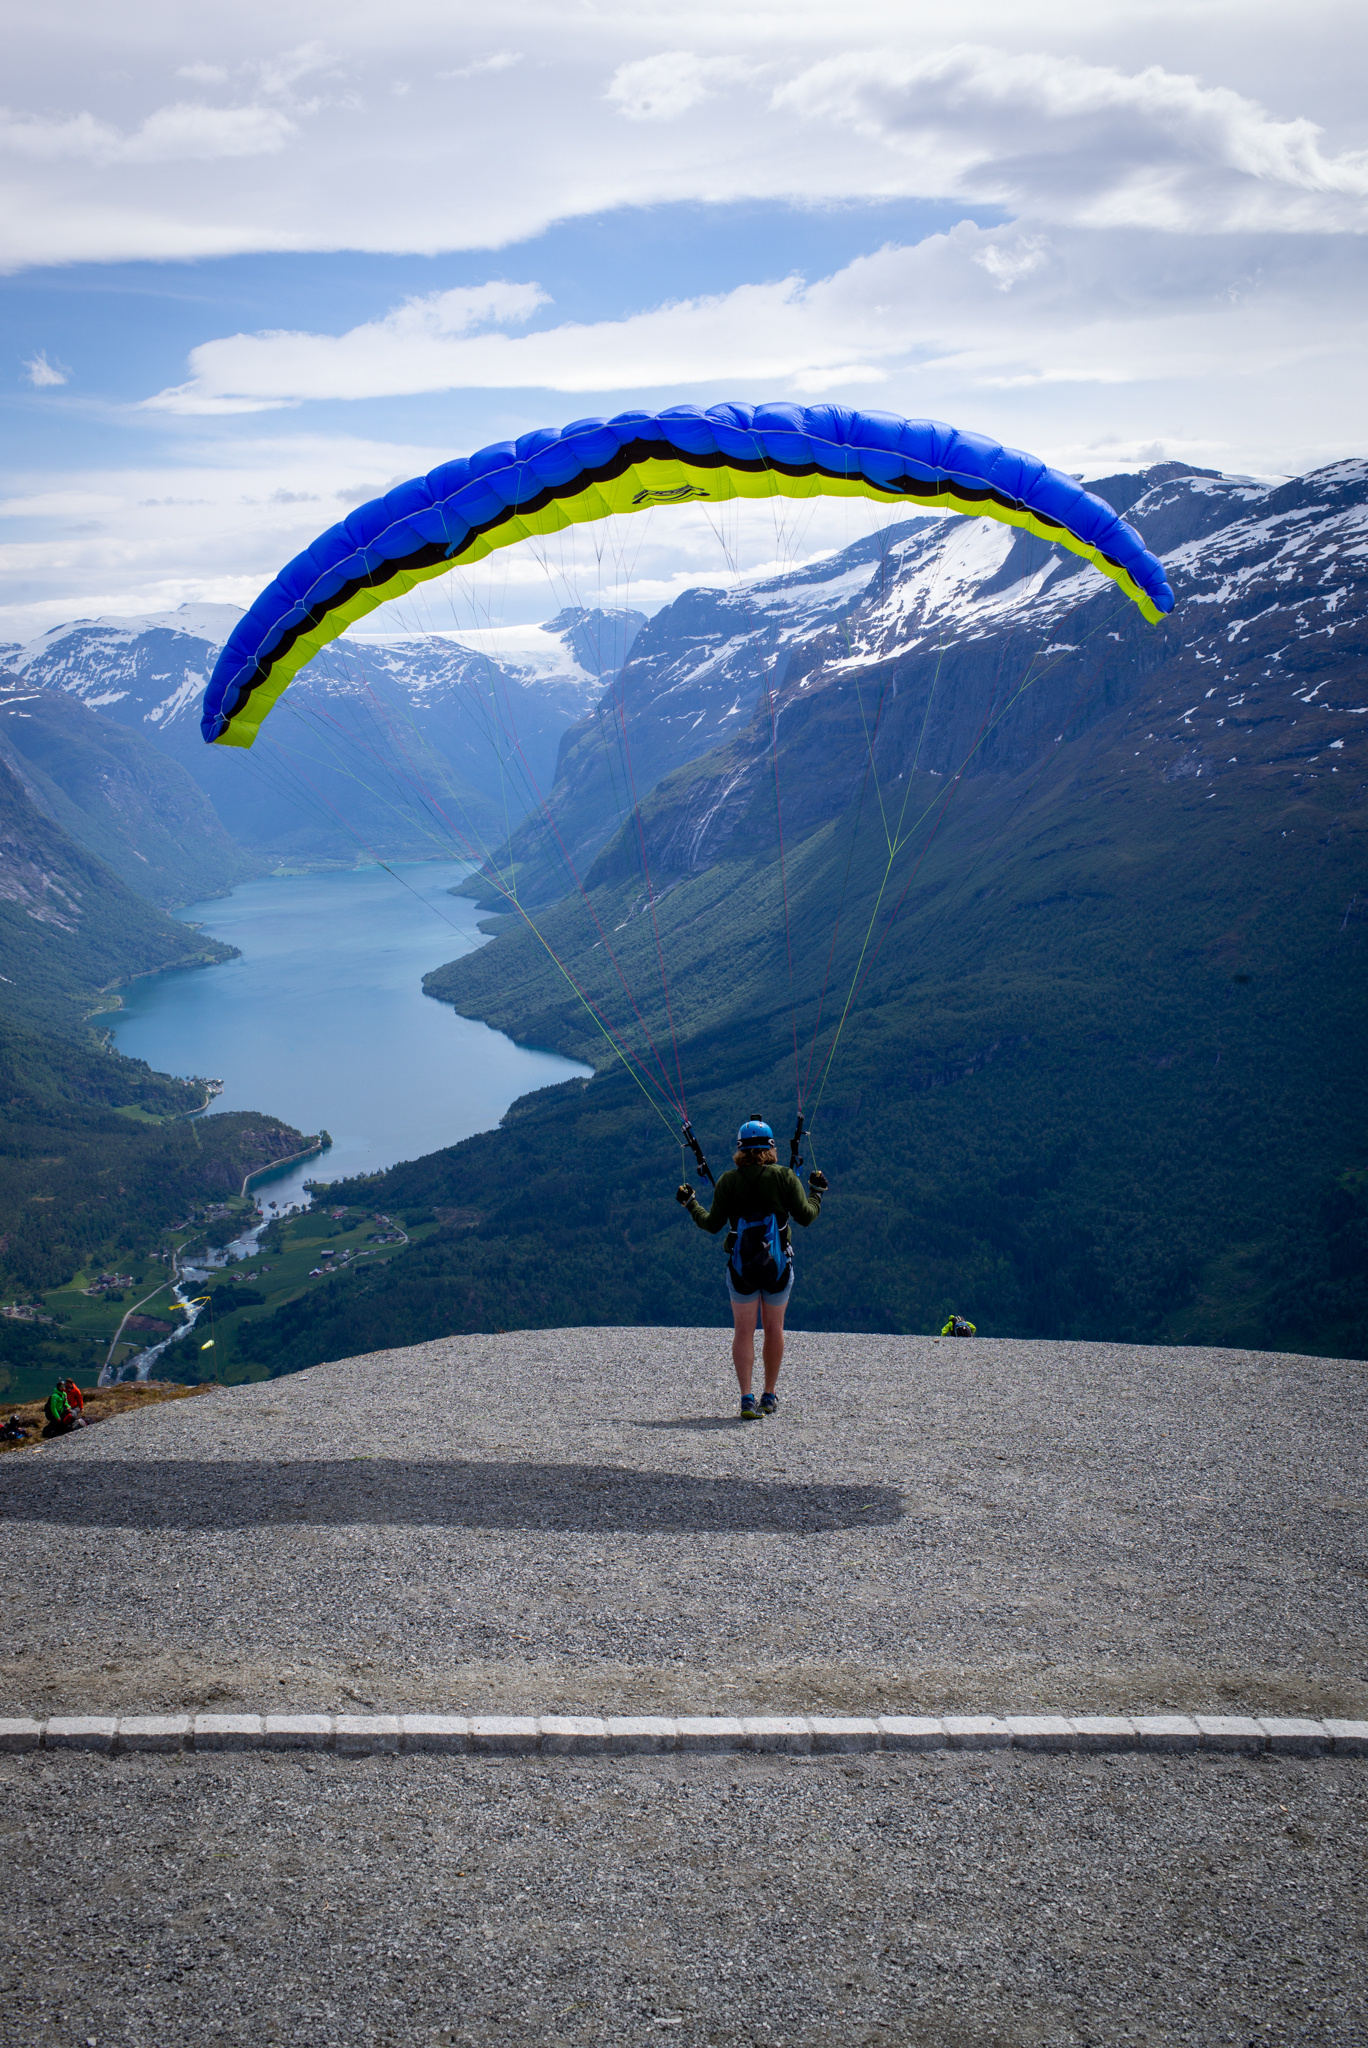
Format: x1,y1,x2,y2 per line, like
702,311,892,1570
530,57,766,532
94,861,590,1206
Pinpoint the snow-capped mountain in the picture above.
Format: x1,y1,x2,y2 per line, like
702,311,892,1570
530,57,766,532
771,456,1368,803
470,517,938,900
5,604,642,864
469,462,1368,904
10,458,1366,885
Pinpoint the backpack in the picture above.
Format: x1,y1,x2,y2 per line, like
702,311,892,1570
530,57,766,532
44,1384,70,1426
728,1210,792,1295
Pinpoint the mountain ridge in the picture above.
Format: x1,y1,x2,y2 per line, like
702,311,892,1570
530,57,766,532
0,674,259,907
481,459,1366,905
12,602,644,868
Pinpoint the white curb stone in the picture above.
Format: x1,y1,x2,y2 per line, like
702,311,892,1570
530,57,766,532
744,1717,812,1754
944,1715,1012,1750
5,1709,1364,1761
809,1716,880,1754
400,1715,469,1755
677,1716,746,1754
46,1717,118,1753
1133,1715,1200,1753
0,1719,43,1753
540,1716,607,1755
118,1715,191,1754
264,1713,334,1751
878,1716,946,1752
1069,1716,1138,1752
194,1714,264,1753
470,1715,539,1755
337,1714,401,1755
1259,1718,1329,1756
606,1716,678,1754
1196,1715,1267,1754
1005,1715,1076,1753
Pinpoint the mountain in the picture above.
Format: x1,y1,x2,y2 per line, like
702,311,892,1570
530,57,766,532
0,674,259,907
12,603,643,867
464,460,1368,910
233,458,1368,1371
461,520,936,908
430,455,1367,1067
0,749,238,1042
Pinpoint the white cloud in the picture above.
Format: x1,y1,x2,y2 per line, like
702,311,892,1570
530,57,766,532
146,281,549,411
0,100,295,165
2,8,1363,267
972,234,1048,290
441,52,523,82
0,433,447,639
139,222,1368,414
776,45,1368,233
606,52,741,122
23,351,68,387
6,2,1368,634
252,43,335,101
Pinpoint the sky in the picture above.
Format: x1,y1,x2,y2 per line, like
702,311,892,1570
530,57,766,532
2,0,1366,640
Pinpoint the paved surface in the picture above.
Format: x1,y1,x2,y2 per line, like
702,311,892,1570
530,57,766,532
3,1747,1365,2046
2,1330,1365,1720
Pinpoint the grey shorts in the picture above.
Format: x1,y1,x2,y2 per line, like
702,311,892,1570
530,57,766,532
726,1264,794,1310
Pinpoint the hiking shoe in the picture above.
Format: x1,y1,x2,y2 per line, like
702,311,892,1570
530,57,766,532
758,1391,779,1417
739,1393,761,1421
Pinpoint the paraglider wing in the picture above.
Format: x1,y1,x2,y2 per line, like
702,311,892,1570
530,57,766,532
201,402,1174,748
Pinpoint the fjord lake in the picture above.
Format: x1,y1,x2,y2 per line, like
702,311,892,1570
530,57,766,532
94,861,591,1206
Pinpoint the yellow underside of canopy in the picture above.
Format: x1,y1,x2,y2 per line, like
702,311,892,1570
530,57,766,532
216,454,1159,747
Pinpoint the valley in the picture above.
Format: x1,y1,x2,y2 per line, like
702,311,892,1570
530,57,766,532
254,460,1368,1369
3,459,1365,1395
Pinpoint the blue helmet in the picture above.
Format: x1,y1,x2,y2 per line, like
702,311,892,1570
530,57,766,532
737,1118,774,1152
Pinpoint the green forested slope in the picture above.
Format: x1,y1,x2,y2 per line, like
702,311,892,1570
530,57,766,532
0,753,236,1041
0,1014,305,1298
0,678,259,907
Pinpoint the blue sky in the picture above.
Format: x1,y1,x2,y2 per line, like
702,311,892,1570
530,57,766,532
3,2,1366,638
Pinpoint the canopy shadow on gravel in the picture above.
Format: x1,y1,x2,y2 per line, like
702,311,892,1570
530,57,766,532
631,1416,747,1433
0,1459,904,1534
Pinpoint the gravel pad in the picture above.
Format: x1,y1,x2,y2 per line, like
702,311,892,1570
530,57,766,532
2,1330,1364,1718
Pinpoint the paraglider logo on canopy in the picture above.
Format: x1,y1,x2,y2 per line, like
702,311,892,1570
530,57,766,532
632,483,713,506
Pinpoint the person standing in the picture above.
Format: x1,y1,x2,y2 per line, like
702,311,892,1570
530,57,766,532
676,1118,827,1419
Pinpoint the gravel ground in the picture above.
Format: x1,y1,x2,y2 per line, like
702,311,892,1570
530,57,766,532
4,1330,1366,2045
3,1746,1365,2046
2,1330,1363,1720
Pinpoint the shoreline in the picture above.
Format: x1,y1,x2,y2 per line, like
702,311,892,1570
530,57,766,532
241,1134,331,1198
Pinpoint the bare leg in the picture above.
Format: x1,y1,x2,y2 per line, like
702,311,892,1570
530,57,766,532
759,1298,788,1393
731,1299,760,1395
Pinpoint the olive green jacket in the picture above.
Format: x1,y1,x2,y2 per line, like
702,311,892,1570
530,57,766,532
685,1157,822,1235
